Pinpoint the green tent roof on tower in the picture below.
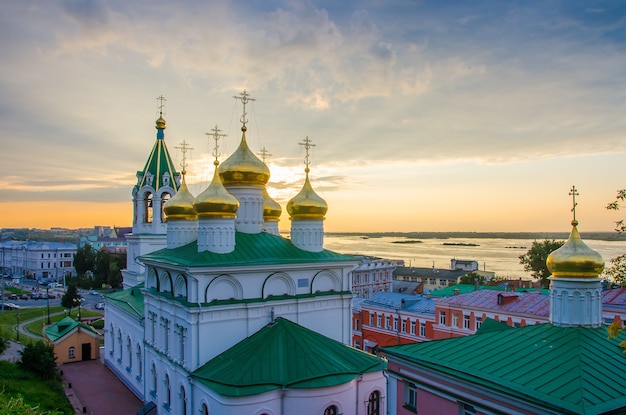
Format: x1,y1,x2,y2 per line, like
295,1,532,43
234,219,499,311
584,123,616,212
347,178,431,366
383,320,626,415
192,317,385,397
136,114,179,192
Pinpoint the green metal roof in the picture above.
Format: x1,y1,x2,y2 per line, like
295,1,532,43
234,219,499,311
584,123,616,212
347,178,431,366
430,283,549,297
137,133,179,192
192,317,384,397
104,285,145,319
383,321,626,415
44,316,100,342
140,231,356,268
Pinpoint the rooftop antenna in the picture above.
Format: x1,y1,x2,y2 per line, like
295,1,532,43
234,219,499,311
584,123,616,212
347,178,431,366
299,136,315,173
156,95,167,118
206,125,227,166
569,185,579,223
233,90,255,131
175,140,193,176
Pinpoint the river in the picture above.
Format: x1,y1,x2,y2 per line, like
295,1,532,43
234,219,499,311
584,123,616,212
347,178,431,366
322,234,626,280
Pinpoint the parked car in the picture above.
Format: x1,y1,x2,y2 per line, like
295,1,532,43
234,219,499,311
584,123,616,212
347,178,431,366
8,294,18,300
95,302,105,310
46,294,56,299
19,294,29,300
30,293,41,300
89,290,98,295
3,303,20,310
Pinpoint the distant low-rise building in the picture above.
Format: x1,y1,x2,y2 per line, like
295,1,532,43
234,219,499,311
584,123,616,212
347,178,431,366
351,257,398,298
0,240,76,282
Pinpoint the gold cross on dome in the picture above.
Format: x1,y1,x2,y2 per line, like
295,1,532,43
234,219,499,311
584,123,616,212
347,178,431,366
156,95,167,116
258,147,271,163
569,185,579,222
206,125,227,164
175,140,193,176
299,136,315,172
233,90,255,129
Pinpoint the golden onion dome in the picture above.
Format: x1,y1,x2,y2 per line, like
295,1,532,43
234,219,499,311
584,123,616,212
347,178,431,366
163,177,197,220
219,128,270,187
194,161,240,219
547,220,604,278
287,170,327,220
156,116,166,129
263,188,282,220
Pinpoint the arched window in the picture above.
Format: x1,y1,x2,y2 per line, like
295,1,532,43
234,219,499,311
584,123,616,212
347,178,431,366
180,385,187,415
161,192,171,222
136,344,143,380
117,329,123,361
68,346,76,359
164,374,171,407
324,405,338,415
367,391,381,415
151,363,157,397
201,403,209,415
127,337,133,370
109,324,115,355
145,192,153,223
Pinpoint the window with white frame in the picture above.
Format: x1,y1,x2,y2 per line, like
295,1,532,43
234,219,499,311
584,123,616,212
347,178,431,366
410,320,416,335
68,346,75,359
463,315,471,329
324,405,338,415
402,319,407,333
439,311,446,325
475,316,482,330
370,314,374,326
420,322,426,337
377,315,382,327
452,313,459,327
393,317,398,331
403,382,417,411
439,279,447,286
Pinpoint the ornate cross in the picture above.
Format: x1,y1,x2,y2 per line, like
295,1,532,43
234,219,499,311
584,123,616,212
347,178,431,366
206,125,227,164
299,136,315,173
233,90,255,130
156,95,167,116
175,140,193,175
569,185,579,222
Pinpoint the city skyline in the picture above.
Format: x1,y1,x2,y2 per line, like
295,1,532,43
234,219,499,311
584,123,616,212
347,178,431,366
1,1,626,232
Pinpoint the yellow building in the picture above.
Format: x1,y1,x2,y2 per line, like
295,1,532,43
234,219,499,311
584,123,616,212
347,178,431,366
44,316,101,364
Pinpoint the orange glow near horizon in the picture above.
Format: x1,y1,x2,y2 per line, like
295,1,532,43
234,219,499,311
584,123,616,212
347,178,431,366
0,201,132,229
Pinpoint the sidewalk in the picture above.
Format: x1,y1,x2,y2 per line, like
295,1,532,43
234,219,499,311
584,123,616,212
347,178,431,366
60,359,143,415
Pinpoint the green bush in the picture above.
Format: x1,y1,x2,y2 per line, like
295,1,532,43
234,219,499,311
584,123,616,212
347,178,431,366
18,341,58,381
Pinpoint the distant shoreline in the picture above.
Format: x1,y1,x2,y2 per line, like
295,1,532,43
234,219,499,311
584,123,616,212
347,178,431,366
324,231,625,242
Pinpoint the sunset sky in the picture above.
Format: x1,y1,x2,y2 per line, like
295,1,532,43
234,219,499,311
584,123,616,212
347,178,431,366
1,1,626,233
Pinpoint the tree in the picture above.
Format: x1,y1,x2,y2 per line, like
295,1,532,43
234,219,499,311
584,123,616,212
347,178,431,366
606,189,626,234
73,244,96,276
519,240,565,289
95,249,111,282
18,341,57,380
459,272,486,285
603,254,626,286
61,284,81,315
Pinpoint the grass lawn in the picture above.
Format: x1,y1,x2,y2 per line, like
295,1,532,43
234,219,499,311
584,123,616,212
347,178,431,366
0,307,103,340
0,360,74,414
26,309,103,337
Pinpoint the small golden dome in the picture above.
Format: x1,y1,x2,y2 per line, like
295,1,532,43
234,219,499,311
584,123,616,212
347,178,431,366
547,220,604,278
287,170,327,220
163,177,197,220
194,161,239,219
263,188,282,220
156,116,166,129
219,130,270,187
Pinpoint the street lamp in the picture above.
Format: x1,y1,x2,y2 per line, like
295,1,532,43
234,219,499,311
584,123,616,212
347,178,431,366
46,285,51,325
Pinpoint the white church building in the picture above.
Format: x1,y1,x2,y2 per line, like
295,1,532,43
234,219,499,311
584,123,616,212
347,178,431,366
104,93,386,415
